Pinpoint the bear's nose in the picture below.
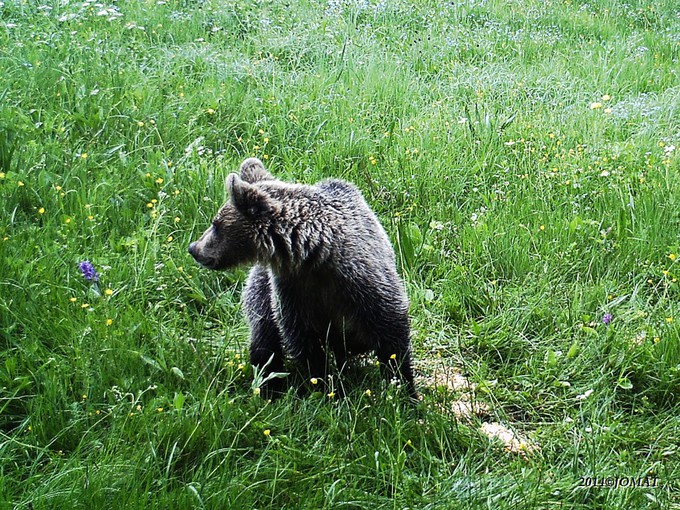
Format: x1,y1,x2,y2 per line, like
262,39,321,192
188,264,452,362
188,242,197,257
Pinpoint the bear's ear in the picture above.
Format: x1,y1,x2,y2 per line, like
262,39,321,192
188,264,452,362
227,173,280,219
239,157,275,183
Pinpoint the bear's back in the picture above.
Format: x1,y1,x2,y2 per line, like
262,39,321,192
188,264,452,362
317,178,359,197
315,178,393,256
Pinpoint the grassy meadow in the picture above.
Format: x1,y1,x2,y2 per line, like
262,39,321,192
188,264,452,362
1,0,679,507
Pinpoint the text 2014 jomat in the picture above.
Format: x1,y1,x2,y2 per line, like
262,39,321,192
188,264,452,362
579,476,660,489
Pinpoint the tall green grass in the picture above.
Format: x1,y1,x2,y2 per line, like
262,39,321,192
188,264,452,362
1,0,679,508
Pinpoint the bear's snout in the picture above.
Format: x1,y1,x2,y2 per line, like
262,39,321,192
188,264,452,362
188,241,217,269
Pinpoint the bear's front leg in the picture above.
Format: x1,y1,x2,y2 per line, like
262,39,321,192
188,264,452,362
274,307,336,393
243,266,287,397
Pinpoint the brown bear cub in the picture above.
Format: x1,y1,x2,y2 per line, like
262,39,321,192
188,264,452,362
189,158,416,399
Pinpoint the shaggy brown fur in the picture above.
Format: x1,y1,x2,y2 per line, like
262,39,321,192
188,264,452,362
189,158,415,398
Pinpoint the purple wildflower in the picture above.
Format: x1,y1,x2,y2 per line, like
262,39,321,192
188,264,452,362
78,260,99,282
602,313,613,326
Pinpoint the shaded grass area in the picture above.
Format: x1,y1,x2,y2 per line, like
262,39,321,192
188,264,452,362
1,0,679,508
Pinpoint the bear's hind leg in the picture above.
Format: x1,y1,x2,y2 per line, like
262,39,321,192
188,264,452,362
243,266,287,397
373,322,418,401
377,349,417,401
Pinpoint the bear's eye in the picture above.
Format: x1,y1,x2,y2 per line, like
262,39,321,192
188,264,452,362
211,221,220,234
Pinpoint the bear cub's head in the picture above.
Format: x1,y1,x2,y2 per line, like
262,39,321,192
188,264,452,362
188,158,280,270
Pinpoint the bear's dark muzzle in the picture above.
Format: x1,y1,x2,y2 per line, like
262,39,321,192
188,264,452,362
188,242,218,269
